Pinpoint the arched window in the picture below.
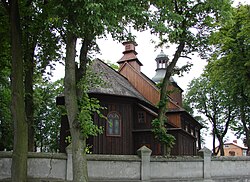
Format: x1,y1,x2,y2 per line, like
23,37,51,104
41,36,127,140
106,111,121,136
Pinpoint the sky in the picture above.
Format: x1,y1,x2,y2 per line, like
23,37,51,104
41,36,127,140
52,0,248,150
95,31,206,93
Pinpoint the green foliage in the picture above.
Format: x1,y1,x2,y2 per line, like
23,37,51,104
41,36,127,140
152,118,175,149
0,8,12,150
85,144,93,154
183,98,206,126
0,83,12,150
186,74,236,127
49,0,150,42
77,65,106,138
33,78,63,152
208,4,250,149
185,72,237,154
78,94,104,138
148,0,232,155
105,60,119,71
149,0,232,58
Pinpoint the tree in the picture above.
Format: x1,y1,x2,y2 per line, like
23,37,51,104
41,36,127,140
50,1,150,181
1,0,29,181
1,0,63,153
0,78,12,151
22,0,63,152
33,78,63,152
149,0,232,155
1,0,63,180
0,5,12,151
185,74,236,155
208,4,250,154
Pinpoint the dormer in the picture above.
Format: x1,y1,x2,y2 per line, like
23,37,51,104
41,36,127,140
117,40,143,72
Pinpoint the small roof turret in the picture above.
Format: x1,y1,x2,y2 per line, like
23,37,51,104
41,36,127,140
156,50,167,60
152,50,169,83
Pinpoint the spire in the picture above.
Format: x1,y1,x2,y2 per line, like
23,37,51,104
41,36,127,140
117,28,143,71
152,50,169,83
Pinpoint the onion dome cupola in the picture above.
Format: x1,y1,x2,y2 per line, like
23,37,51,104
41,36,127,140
152,50,169,83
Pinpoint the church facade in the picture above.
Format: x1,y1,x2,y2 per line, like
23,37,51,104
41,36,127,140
57,40,202,156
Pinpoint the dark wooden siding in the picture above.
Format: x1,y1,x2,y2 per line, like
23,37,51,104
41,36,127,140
119,63,160,105
58,93,200,156
132,104,161,155
133,105,155,130
133,131,162,155
167,113,181,128
168,128,197,155
167,84,183,107
89,94,135,155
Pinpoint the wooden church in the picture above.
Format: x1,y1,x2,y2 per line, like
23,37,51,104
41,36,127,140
57,39,202,156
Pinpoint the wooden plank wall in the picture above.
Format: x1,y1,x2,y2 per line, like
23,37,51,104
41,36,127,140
119,63,160,105
90,95,134,155
168,129,197,155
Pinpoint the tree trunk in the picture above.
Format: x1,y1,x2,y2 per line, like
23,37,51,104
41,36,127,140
9,0,28,181
246,130,250,156
157,42,185,155
240,104,250,155
218,137,224,156
212,127,216,155
71,128,88,181
64,33,88,182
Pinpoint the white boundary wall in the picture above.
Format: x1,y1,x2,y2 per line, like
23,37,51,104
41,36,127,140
1,146,250,182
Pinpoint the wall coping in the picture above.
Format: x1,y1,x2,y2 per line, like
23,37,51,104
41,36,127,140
0,151,67,160
2,151,250,162
150,155,203,162
87,154,141,162
212,156,250,161
28,152,67,159
0,151,12,158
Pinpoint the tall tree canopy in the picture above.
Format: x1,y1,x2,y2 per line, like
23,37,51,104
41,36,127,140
50,1,150,181
149,0,232,154
1,0,63,180
208,4,250,154
185,73,237,155
33,78,63,152
0,4,12,151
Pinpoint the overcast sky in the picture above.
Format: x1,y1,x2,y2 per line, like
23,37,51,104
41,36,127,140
96,30,206,93
95,0,249,94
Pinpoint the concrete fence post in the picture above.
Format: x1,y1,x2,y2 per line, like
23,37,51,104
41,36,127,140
65,144,73,181
198,147,214,182
137,146,152,181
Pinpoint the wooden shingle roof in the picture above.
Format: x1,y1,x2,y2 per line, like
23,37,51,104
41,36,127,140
89,59,150,104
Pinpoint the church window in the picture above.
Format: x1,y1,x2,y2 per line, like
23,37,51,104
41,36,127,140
106,111,121,136
138,111,146,123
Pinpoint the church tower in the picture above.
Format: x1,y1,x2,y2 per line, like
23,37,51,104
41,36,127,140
151,50,183,106
152,50,169,83
117,29,143,72
117,40,143,72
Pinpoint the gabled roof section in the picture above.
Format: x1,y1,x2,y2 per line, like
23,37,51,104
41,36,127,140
222,142,248,150
88,59,150,104
118,62,182,110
